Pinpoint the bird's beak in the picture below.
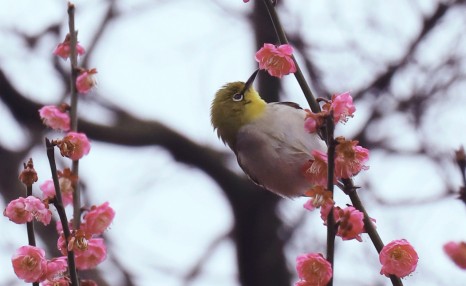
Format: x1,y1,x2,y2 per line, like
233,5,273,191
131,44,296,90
241,69,259,94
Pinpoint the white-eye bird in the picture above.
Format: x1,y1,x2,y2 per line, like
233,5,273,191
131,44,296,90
211,70,327,197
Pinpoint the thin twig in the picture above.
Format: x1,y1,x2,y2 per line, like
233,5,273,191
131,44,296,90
325,114,336,286
67,2,82,231
25,185,37,247
45,138,79,286
25,179,39,286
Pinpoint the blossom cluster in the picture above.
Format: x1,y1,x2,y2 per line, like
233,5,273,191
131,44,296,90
53,35,97,94
3,24,110,286
11,246,68,284
298,91,418,280
251,41,420,281
57,202,115,270
7,201,115,283
4,196,51,225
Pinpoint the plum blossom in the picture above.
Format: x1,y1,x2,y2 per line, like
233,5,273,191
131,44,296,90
53,34,85,60
379,239,418,278
4,196,51,225
304,110,325,134
334,206,365,242
11,246,47,283
334,137,369,179
39,105,70,131
323,92,356,124
443,241,466,269
82,202,115,236
295,253,332,286
41,256,68,284
56,132,91,160
4,197,32,224
75,238,107,270
304,92,356,134
255,43,296,78
40,169,76,207
76,68,97,94
24,196,52,225
302,150,328,187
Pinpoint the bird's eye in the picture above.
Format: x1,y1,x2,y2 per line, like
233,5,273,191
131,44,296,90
232,93,243,102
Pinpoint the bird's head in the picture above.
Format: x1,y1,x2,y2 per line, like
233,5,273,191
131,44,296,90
211,70,266,149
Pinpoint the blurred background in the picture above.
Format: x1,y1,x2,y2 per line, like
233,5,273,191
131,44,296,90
1,0,466,285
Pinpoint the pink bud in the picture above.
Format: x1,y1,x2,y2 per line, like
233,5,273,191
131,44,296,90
76,68,97,94
53,35,85,60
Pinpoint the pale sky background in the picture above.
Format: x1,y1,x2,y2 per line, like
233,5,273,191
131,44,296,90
1,0,466,285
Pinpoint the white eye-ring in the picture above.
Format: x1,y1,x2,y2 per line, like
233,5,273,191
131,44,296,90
232,93,243,101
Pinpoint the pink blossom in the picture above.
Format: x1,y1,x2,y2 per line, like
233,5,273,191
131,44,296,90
444,241,466,269
40,179,55,200
302,150,328,187
243,0,250,2
55,219,73,235
11,245,48,283
75,238,107,270
38,105,70,131
56,234,68,256
40,177,74,207
334,206,365,242
53,35,85,60
82,202,115,236
334,137,369,179
24,196,52,225
304,109,326,134
295,253,332,286
255,43,296,78
303,186,334,212
380,239,418,278
76,68,97,94
4,196,51,225
42,256,68,282
323,91,356,124
57,132,91,160
4,197,33,224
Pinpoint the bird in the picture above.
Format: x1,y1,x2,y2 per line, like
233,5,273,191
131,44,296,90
211,70,327,197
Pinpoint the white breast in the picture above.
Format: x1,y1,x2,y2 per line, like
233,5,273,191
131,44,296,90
236,103,327,197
